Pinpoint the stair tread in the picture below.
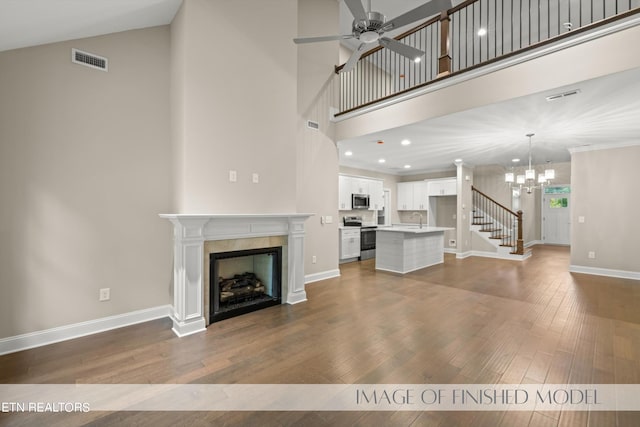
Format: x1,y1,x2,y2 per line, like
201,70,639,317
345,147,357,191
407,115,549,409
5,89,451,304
480,228,501,232
489,235,509,239
473,222,492,225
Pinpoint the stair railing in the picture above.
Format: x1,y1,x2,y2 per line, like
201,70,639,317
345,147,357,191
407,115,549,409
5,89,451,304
472,186,523,255
335,0,640,115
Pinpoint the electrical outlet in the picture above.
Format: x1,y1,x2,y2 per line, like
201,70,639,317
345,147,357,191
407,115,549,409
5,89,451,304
99,288,110,301
588,251,596,259
312,255,317,264
229,170,237,182
252,173,259,183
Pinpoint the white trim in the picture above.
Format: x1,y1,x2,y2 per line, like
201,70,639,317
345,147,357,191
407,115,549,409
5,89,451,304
458,250,531,261
568,141,640,154
456,251,473,259
332,14,640,122
569,265,640,280
0,305,172,356
305,269,341,284
525,240,544,247
444,248,457,254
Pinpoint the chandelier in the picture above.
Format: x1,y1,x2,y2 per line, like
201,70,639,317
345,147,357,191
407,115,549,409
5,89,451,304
505,133,555,194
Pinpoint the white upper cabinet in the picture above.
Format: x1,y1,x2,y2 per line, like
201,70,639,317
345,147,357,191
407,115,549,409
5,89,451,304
369,180,384,211
339,174,384,211
397,181,428,210
338,175,352,210
397,182,414,210
427,178,457,196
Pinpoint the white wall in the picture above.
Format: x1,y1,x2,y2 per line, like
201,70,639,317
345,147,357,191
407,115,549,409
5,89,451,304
570,144,640,274
0,27,173,338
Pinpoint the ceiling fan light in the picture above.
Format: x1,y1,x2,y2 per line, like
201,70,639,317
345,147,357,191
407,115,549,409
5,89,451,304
413,57,421,63
505,172,515,183
545,169,555,180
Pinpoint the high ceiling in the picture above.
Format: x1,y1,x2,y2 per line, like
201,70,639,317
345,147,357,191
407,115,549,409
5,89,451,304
0,0,182,52
335,0,640,174
2,0,638,176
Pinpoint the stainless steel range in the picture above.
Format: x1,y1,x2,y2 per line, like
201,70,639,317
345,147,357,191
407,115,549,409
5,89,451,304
343,216,376,260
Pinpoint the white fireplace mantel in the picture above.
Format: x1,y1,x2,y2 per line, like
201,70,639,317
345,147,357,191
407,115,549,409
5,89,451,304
159,213,313,337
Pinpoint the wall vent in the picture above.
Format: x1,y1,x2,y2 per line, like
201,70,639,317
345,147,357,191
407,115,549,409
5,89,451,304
71,48,108,72
307,120,319,130
546,89,580,101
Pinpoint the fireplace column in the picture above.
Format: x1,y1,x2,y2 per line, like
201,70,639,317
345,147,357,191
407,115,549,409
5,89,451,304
166,217,209,337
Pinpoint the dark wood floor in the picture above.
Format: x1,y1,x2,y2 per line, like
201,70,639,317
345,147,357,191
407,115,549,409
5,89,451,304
2,245,640,426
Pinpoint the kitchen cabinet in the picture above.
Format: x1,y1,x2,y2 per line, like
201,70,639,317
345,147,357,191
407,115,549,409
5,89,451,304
338,175,352,210
428,178,457,196
369,179,384,211
340,228,361,260
338,174,384,211
397,181,428,210
397,182,414,210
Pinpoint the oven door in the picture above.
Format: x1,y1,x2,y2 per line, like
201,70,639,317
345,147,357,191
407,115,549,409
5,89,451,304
360,228,376,251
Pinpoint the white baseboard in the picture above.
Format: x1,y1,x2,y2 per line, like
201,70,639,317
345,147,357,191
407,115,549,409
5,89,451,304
458,250,531,261
569,265,640,280
0,305,172,356
305,269,340,284
444,248,457,254
525,240,544,247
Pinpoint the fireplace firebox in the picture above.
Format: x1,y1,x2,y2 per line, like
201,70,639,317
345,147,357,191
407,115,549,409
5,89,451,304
210,246,282,322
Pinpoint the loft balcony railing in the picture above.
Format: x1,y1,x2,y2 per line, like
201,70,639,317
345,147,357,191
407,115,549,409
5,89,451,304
336,0,640,115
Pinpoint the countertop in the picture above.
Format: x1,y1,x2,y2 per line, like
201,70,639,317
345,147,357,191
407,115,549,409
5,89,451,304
376,226,454,234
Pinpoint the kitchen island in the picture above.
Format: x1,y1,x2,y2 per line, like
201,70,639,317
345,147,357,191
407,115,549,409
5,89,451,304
375,226,453,274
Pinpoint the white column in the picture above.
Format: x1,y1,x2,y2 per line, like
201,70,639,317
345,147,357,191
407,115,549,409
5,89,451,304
167,217,209,336
286,217,307,304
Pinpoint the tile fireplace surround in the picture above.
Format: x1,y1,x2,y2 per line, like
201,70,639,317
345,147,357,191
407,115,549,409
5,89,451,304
159,213,313,337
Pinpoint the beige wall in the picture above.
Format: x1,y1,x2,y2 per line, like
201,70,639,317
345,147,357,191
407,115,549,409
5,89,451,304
296,0,341,275
0,27,173,338
171,0,298,213
570,145,640,273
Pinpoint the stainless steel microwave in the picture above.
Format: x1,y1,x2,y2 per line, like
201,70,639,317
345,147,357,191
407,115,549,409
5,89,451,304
352,194,370,210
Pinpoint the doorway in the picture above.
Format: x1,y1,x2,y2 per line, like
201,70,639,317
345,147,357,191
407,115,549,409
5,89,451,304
542,185,571,245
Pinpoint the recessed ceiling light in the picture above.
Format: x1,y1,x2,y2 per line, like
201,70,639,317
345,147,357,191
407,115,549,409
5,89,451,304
477,28,487,36
404,165,411,169
345,151,353,156
512,158,520,162
454,158,463,162
401,139,411,146
378,159,386,163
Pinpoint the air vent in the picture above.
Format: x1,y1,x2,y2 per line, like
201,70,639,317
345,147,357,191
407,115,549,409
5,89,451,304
546,89,580,101
307,120,319,130
71,48,108,72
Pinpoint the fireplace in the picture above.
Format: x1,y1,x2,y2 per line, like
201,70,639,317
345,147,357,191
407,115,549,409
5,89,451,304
210,246,282,322
159,213,312,337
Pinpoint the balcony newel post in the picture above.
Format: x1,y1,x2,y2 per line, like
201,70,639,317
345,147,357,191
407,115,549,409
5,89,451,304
438,10,452,77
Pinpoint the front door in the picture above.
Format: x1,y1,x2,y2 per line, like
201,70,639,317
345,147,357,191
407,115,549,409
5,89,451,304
542,186,571,245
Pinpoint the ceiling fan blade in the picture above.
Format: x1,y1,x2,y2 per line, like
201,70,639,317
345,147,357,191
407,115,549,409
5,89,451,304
379,37,425,61
293,34,354,44
382,0,452,31
342,43,367,73
344,0,368,22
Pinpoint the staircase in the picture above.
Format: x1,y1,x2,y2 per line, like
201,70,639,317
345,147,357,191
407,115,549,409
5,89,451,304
471,186,524,256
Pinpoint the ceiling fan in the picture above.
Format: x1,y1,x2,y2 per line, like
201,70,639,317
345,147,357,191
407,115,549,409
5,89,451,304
293,0,452,73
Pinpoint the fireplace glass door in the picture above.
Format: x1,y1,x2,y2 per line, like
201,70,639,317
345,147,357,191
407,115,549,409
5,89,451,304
210,246,282,322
